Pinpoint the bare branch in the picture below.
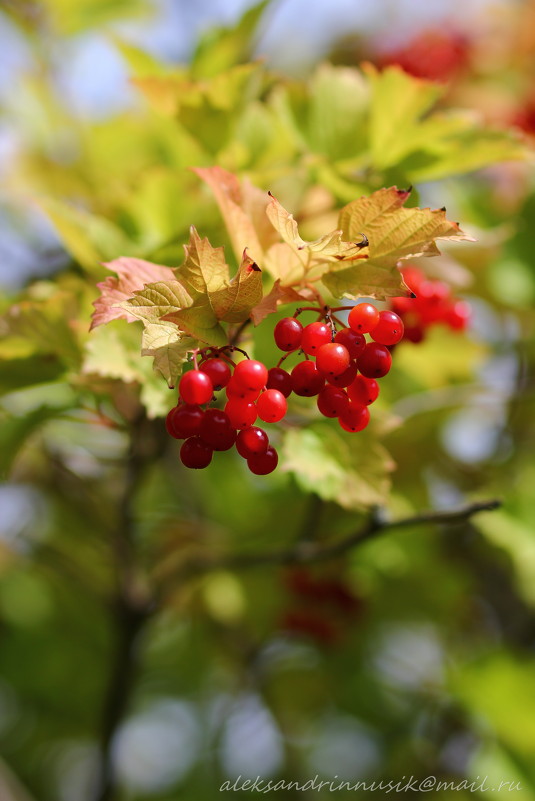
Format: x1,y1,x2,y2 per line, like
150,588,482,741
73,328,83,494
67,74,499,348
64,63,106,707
175,498,502,578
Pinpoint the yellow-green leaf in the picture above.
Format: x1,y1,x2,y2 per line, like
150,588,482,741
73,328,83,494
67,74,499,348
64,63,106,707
141,321,196,388
209,250,263,324
281,423,395,510
323,186,474,300
266,192,367,261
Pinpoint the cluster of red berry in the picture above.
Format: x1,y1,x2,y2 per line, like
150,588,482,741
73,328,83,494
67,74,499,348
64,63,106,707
165,302,404,475
270,302,404,433
389,266,471,343
166,356,283,474
279,567,364,646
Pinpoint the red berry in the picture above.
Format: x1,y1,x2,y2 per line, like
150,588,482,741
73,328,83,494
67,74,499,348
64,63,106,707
317,386,350,418
199,358,231,390
179,369,213,405
339,403,370,433
291,360,326,397
267,367,292,397
334,328,366,359
348,303,380,334
248,445,278,475
347,375,379,406
167,404,204,438
236,426,269,458
357,343,392,378
370,310,404,346
199,409,236,450
404,324,426,343
446,300,471,330
225,398,258,429
180,436,213,469
233,359,268,392
226,376,261,402
301,322,332,355
257,389,287,423
326,361,358,388
274,317,303,351
166,406,182,438
316,342,350,377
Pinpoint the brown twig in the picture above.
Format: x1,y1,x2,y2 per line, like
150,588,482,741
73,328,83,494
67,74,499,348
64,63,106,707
170,499,502,579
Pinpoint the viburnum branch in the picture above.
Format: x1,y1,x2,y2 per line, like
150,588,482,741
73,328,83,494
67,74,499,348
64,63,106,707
167,499,502,580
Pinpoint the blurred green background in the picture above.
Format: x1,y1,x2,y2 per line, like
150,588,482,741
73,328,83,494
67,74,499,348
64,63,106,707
1,1,535,800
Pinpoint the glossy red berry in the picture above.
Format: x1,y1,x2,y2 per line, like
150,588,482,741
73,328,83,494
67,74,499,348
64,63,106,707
357,342,392,378
236,426,269,458
370,310,404,346
316,342,350,377
291,360,326,397
233,359,268,392
166,406,182,438
247,445,278,475
334,328,366,359
326,361,358,388
226,376,261,402
339,403,370,433
317,386,350,418
348,303,380,334
301,322,332,355
179,369,213,405
199,358,231,390
257,389,287,423
166,404,204,438
267,367,292,397
199,409,236,450
347,375,379,406
274,317,303,351
225,398,258,429
180,436,213,468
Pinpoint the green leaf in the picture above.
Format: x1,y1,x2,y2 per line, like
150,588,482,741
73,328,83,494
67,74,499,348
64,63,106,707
141,322,196,388
365,64,443,171
174,225,230,296
39,198,134,272
364,64,528,179
83,322,148,384
323,186,474,299
121,280,193,325
281,423,395,510
191,0,269,78
83,322,178,412
209,250,263,324
307,64,369,160
3,290,83,368
134,228,264,343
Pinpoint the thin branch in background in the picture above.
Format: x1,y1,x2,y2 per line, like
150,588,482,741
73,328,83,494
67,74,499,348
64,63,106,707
175,498,502,577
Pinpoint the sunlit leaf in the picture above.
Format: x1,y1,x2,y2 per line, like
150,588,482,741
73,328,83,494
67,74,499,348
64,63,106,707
91,257,175,329
281,423,395,510
193,165,277,263
141,321,196,388
323,186,474,299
